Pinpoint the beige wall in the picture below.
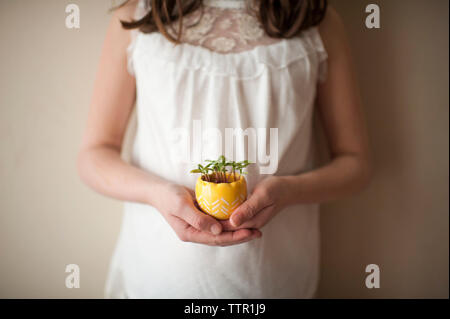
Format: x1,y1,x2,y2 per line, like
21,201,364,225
319,0,449,298
0,0,448,298
0,0,120,298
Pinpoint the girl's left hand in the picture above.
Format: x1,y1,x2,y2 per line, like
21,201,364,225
219,176,291,231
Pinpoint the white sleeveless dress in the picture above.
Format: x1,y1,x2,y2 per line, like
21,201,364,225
105,0,328,298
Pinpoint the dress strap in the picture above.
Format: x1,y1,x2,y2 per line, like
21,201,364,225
127,0,149,76
307,27,328,83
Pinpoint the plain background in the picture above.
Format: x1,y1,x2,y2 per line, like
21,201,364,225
0,0,448,298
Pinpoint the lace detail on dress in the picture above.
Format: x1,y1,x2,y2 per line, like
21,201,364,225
128,0,328,81
164,3,280,54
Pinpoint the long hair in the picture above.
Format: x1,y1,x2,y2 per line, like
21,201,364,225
117,0,327,43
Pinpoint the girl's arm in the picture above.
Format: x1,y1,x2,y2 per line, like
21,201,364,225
283,6,372,204
78,1,261,245
223,7,372,229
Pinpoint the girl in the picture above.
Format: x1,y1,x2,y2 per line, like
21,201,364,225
78,0,371,298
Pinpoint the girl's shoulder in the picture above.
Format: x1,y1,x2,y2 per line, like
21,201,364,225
317,6,348,57
113,0,142,21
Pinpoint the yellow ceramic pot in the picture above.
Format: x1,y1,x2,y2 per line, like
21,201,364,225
195,173,247,220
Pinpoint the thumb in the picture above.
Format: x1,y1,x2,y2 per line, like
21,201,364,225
230,194,263,227
181,202,223,235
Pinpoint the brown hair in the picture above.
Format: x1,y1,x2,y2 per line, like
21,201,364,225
118,0,327,43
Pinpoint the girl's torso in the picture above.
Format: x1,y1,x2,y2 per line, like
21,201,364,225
105,0,327,298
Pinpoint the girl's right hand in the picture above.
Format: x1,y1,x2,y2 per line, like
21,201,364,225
155,183,262,246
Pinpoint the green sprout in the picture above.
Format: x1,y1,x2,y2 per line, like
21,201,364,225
190,156,253,183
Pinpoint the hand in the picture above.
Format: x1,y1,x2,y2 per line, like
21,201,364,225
155,183,262,246
220,176,291,231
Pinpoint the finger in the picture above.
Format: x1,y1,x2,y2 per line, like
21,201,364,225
214,229,261,246
179,201,223,235
221,205,273,231
185,188,196,198
168,215,262,245
230,194,267,227
219,219,238,231
220,219,256,231
219,219,253,231
185,227,262,246
218,230,262,246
